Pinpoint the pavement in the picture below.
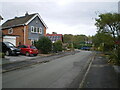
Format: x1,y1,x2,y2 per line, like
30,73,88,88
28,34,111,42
80,52,120,88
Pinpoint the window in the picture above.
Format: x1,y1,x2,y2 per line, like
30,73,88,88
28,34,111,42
39,27,42,34
34,27,37,33
30,46,37,49
37,27,40,33
18,45,28,48
31,40,36,45
36,21,38,24
31,26,42,34
8,28,13,34
4,42,15,48
31,26,34,33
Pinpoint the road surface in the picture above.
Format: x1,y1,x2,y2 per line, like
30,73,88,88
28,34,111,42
3,51,94,88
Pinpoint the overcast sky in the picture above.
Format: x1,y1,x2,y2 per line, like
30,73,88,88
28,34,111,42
0,0,119,36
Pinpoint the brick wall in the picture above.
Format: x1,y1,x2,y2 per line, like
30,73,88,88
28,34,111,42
44,27,46,36
2,25,31,46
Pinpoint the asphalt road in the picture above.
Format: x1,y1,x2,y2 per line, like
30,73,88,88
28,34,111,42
3,51,94,88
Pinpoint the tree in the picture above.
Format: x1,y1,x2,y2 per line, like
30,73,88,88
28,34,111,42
73,35,88,49
95,13,120,64
95,13,120,42
92,32,114,51
53,40,62,53
63,34,74,43
35,36,52,54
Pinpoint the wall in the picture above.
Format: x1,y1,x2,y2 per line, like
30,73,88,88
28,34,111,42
28,16,45,41
2,25,31,46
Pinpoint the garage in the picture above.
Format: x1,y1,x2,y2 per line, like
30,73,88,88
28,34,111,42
3,36,16,46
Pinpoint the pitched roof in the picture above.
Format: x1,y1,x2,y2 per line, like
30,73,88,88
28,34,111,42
46,34,62,36
2,13,47,29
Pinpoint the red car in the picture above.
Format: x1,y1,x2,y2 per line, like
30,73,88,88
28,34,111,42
18,45,38,56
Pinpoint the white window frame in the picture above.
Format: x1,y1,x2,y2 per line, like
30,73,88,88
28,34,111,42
39,27,42,34
37,27,39,33
33,27,37,33
31,26,34,33
8,28,13,34
36,27,38,33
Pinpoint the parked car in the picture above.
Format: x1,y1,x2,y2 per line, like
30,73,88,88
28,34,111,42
1,42,20,56
81,46,91,51
17,45,38,56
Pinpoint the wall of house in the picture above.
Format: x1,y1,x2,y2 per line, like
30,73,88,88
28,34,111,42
28,16,45,41
2,25,31,46
25,25,31,45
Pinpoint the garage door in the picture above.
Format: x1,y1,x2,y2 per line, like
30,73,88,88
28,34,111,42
3,36,16,46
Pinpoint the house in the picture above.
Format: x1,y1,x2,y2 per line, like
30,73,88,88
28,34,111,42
1,12,47,46
46,32,63,43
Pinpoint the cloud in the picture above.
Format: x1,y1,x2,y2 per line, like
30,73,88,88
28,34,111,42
1,1,118,36
0,0,119,2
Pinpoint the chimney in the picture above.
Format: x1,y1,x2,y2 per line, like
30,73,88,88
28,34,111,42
52,32,57,34
14,16,18,19
25,12,29,16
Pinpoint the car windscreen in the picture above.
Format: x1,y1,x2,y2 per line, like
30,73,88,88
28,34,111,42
30,46,37,49
4,42,15,48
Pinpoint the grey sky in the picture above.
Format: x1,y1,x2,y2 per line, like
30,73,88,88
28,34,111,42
0,0,119,36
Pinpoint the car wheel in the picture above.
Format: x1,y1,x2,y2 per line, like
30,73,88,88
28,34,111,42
5,51,10,56
34,54,38,56
26,52,30,56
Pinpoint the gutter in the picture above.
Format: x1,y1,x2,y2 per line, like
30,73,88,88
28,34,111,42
24,25,26,44
2,24,24,30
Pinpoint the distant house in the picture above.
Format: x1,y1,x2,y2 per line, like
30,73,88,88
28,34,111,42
1,12,47,46
46,32,63,43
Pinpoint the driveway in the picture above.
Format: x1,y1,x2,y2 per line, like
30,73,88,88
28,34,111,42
1,55,40,65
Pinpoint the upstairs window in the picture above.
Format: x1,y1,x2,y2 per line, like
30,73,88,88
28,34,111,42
31,26,34,33
8,28,13,34
37,27,39,33
39,27,42,34
31,26,42,34
34,27,37,33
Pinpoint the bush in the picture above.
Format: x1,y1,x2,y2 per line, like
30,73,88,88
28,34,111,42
53,40,63,53
108,49,120,65
35,36,52,54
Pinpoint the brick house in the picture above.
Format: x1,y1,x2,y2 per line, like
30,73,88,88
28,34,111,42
1,13,47,46
46,32,63,43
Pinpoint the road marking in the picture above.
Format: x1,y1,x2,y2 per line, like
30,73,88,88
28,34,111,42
79,54,95,88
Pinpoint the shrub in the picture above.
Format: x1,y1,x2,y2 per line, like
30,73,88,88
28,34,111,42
108,49,120,65
35,36,52,54
53,40,63,53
